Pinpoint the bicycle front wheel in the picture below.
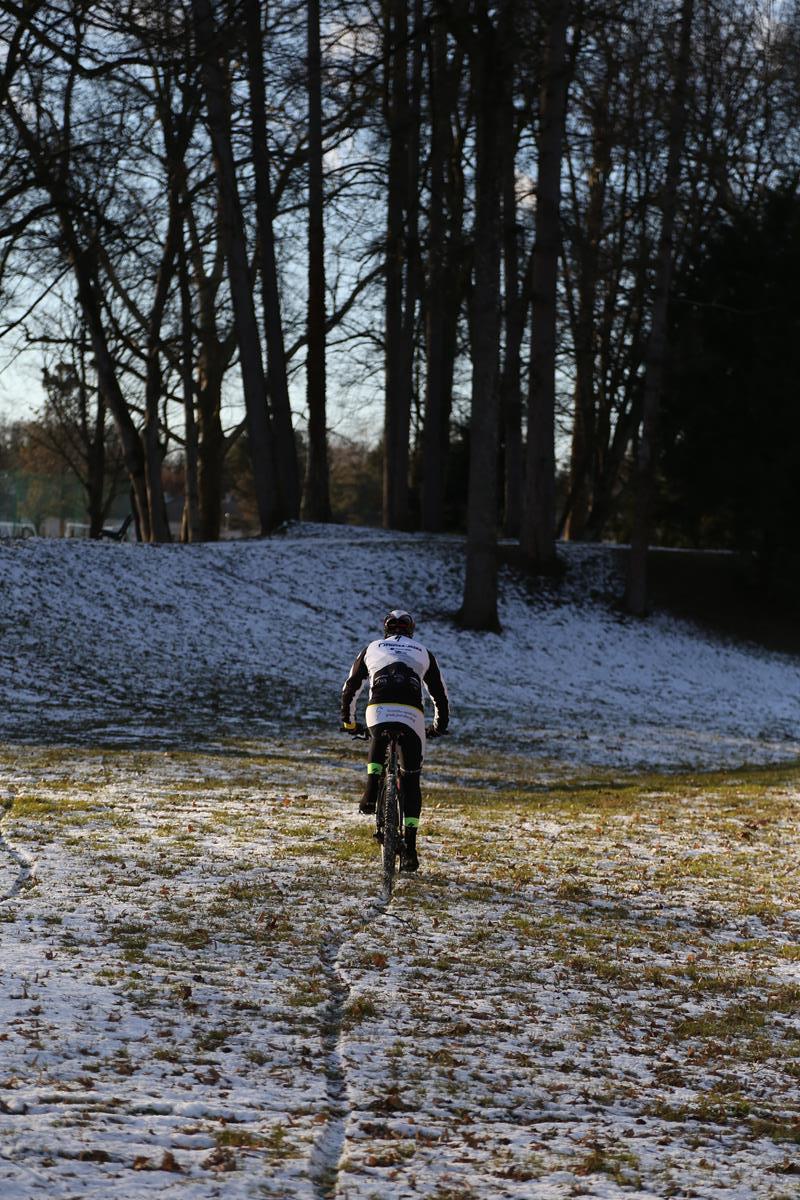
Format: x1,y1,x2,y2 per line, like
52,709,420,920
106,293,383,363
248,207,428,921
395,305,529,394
381,769,400,893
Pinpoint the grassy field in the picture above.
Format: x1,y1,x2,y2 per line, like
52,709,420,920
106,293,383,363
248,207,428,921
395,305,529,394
1,740,799,1198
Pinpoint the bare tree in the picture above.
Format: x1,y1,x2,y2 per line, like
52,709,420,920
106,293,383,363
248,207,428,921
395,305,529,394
190,0,281,533
39,340,125,536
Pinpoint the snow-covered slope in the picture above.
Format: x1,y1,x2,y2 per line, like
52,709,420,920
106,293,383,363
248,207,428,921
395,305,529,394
1,525,799,768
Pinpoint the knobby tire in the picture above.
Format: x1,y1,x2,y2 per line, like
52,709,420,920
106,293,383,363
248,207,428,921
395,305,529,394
380,739,401,895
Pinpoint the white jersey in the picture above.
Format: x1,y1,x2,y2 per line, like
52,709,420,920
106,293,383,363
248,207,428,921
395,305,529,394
341,634,449,745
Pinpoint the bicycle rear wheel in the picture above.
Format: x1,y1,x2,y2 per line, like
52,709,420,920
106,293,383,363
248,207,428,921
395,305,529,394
380,744,401,893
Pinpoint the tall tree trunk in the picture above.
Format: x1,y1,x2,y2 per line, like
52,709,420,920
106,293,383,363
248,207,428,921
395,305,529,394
625,0,694,615
243,0,300,521
402,0,424,518
191,0,280,534
87,384,106,539
521,0,571,571
142,192,182,543
461,1,505,631
421,28,462,531
302,0,331,522
499,63,525,539
383,0,411,529
188,204,230,542
70,241,151,540
197,366,225,540
564,71,612,541
421,19,448,531
178,219,202,542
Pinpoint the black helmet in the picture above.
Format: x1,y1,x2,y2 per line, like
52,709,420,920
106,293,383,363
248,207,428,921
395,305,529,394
384,609,415,637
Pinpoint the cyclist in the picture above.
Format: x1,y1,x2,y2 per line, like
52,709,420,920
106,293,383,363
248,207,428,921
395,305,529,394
341,609,449,872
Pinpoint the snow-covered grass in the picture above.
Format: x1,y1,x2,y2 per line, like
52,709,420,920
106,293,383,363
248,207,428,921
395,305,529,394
2,526,800,767
2,528,800,1196
1,741,799,1198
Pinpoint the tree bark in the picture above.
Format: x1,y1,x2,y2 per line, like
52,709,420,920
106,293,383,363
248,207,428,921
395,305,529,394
499,61,525,539
302,0,331,522
625,0,694,615
87,373,106,539
421,29,463,531
197,366,225,541
178,218,202,542
460,0,505,631
142,191,182,543
191,0,280,534
421,18,448,531
401,0,424,514
68,239,151,540
243,0,300,521
383,0,412,529
563,78,612,540
188,202,232,541
521,0,571,572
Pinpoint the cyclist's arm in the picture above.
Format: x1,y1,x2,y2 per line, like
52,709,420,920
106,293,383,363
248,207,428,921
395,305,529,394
341,648,369,728
423,651,449,733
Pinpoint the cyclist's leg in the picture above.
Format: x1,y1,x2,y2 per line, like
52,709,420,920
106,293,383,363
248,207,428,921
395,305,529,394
397,729,423,870
359,724,388,814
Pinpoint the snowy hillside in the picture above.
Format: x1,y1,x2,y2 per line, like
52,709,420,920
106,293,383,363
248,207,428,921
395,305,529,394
1,525,799,768
3,535,800,1199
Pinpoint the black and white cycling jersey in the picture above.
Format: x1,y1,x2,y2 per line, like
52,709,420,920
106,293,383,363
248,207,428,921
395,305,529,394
341,634,449,743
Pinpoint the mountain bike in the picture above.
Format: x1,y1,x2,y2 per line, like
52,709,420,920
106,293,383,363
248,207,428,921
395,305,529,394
348,723,406,895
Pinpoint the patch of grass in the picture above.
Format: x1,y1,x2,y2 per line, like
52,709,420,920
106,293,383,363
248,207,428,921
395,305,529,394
555,878,593,901
195,1026,234,1052
286,978,326,1009
10,792,96,820
168,926,212,950
651,1090,752,1124
343,992,379,1028
575,1144,641,1185
675,1004,767,1041
750,1118,800,1145
363,1142,415,1167
427,1185,481,1200
328,833,378,864
152,1047,182,1064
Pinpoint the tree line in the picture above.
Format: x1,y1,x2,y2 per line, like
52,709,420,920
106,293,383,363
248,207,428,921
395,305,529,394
0,0,797,627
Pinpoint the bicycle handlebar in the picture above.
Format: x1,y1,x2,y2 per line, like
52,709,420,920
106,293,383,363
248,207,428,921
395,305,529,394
342,721,370,739
342,721,448,741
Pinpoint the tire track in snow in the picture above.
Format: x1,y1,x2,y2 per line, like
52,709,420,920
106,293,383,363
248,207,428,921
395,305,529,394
308,892,393,1200
0,808,32,903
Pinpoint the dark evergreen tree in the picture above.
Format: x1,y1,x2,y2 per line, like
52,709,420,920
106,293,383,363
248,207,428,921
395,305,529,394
660,187,800,590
